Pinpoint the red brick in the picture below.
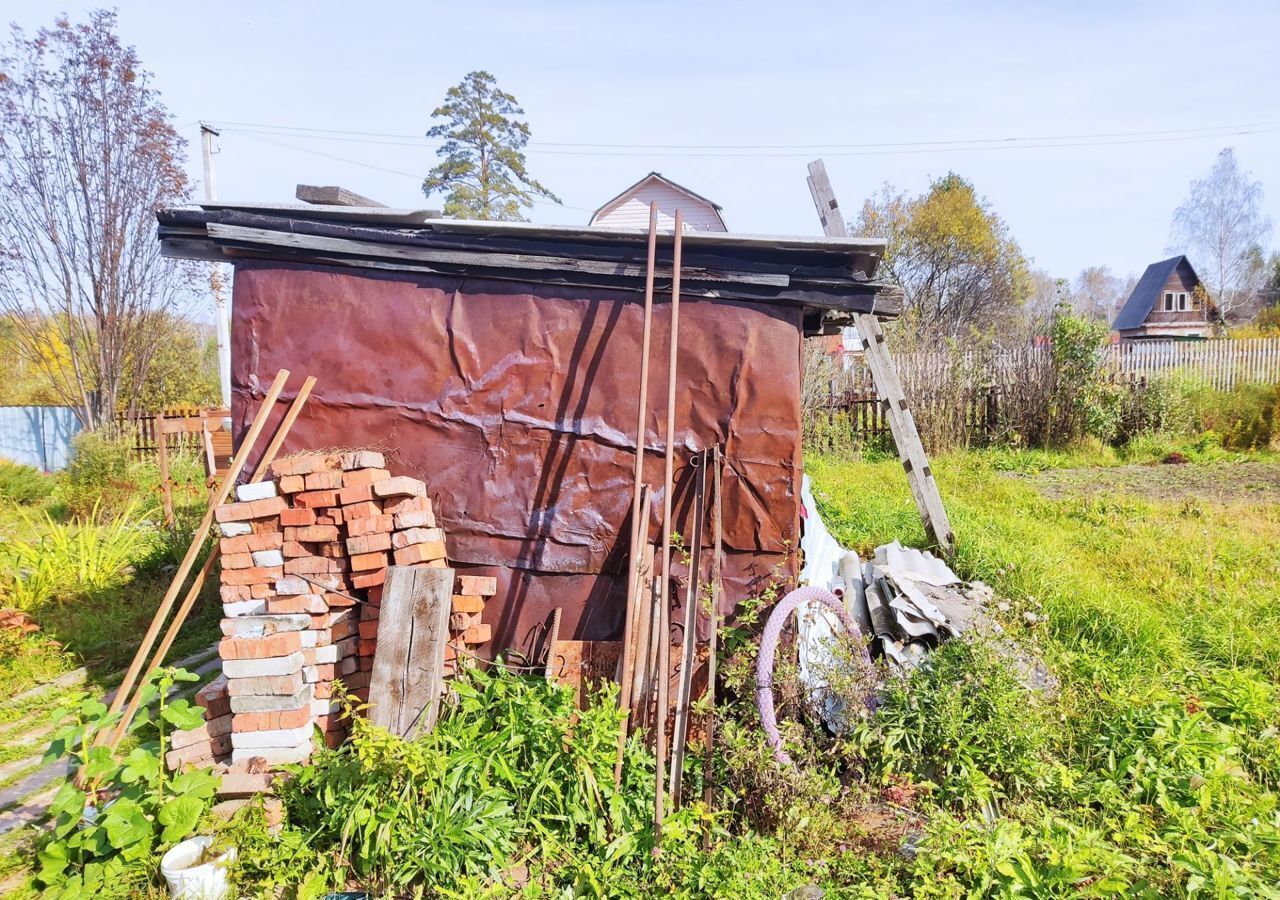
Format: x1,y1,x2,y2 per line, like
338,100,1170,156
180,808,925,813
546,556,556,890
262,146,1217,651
224,671,305,697
451,594,485,613
349,551,388,572
278,474,306,493
221,552,254,570
267,594,327,615
304,470,344,491
331,618,358,641
279,507,316,527
393,542,447,566
284,525,340,543
346,514,393,537
219,631,303,660
444,644,457,662
351,569,387,590
336,483,374,505
318,541,347,558
358,638,377,657
249,497,288,519
325,591,358,608
314,509,344,526
394,506,436,530
271,453,334,477
221,566,284,586
215,501,256,523
450,611,480,631
250,583,276,599
233,706,312,732
366,584,384,605
282,540,312,558
313,681,333,700
383,495,431,516
358,619,380,640
220,532,283,555
342,467,390,488
342,500,383,520
284,556,331,575
252,519,281,535
346,532,391,555
220,585,251,602
456,575,498,596
295,489,339,509
461,623,492,644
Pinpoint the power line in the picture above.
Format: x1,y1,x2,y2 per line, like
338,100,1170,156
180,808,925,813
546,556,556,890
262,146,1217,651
207,116,1280,155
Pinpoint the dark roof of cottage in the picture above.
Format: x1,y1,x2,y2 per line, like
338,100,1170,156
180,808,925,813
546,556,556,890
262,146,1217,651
1113,255,1199,331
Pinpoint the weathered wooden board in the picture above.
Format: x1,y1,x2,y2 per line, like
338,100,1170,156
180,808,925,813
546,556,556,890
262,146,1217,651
805,159,955,558
369,565,454,737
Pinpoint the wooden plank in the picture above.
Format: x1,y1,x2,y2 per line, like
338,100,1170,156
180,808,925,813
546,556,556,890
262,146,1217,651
806,159,955,558
369,566,454,737
207,222,790,287
669,450,708,806
296,184,387,208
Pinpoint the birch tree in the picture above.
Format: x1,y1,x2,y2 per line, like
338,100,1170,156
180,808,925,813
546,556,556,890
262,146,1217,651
0,11,191,427
1170,148,1271,322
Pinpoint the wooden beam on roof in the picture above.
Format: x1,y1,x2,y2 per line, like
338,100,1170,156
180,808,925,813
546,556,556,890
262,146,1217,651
296,184,387,208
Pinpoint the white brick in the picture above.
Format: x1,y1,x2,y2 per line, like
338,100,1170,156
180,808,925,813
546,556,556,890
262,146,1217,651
229,684,313,714
219,521,253,537
392,527,445,549
340,450,385,470
222,651,304,680
251,549,284,568
298,630,318,649
223,599,268,618
231,743,311,766
230,723,314,750
274,577,310,595
307,644,339,665
236,481,278,503
220,614,310,638
311,698,340,716
394,508,436,530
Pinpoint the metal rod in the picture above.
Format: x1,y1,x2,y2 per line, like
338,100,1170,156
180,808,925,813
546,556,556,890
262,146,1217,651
543,608,563,680
99,369,291,742
654,209,684,846
670,449,707,805
615,203,659,785
702,445,723,849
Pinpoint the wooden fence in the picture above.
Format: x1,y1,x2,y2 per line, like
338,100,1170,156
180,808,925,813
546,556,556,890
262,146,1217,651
811,337,1280,447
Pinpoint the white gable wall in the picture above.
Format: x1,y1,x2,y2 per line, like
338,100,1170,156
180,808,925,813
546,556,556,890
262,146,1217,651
591,180,726,232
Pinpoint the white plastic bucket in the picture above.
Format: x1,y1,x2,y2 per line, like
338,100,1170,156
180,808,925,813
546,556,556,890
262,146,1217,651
159,835,236,900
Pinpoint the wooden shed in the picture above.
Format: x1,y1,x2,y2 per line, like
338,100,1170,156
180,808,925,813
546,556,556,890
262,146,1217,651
1113,255,1212,340
158,203,894,659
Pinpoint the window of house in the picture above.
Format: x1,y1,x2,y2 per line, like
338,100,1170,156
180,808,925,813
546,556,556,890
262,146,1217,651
1164,292,1175,311
1177,292,1189,311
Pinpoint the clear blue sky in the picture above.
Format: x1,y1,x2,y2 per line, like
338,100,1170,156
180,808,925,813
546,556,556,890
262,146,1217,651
7,0,1279,282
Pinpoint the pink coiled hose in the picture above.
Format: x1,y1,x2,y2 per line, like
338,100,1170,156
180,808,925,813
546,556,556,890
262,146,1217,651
756,586,875,765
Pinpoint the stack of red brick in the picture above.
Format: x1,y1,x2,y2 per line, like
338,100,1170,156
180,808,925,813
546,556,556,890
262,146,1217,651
165,449,497,775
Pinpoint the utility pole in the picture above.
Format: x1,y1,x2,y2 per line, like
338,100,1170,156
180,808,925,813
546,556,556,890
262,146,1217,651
201,123,232,409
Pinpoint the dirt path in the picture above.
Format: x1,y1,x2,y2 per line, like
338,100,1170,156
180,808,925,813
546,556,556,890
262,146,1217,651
1016,460,1280,505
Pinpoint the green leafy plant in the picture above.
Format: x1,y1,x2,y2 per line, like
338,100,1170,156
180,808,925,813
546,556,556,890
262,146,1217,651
0,458,55,504
36,667,219,899
0,500,154,609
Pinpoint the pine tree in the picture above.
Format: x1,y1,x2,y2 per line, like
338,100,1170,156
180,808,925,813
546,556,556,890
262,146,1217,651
422,71,559,221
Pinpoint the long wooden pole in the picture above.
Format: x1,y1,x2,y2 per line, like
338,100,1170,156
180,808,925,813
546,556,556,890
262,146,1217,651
250,376,315,484
99,369,290,739
701,445,723,849
155,412,174,529
669,449,707,805
654,209,684,847
615,203,659,785
107,375,315,749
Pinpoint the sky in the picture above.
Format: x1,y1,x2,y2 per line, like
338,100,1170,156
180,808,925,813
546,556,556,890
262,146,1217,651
5,0,1280,285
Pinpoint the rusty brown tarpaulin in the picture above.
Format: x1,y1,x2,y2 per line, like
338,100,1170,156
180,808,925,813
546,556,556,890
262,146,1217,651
231,262,802,655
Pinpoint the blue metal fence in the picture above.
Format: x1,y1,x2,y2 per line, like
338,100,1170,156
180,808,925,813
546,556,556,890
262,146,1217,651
0,406,82,471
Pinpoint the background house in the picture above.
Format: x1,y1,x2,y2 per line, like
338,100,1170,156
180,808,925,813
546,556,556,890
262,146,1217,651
589,172,728,232
1113,255,1212,340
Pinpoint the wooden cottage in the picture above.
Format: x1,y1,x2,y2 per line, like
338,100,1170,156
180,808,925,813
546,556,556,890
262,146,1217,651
589,173,728,232
157,202,893,660
1113,256,1212,340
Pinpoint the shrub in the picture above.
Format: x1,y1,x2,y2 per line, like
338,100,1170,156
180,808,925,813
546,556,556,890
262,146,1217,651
1191,382,1278,450
0,458,55,504
57,431,138,520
